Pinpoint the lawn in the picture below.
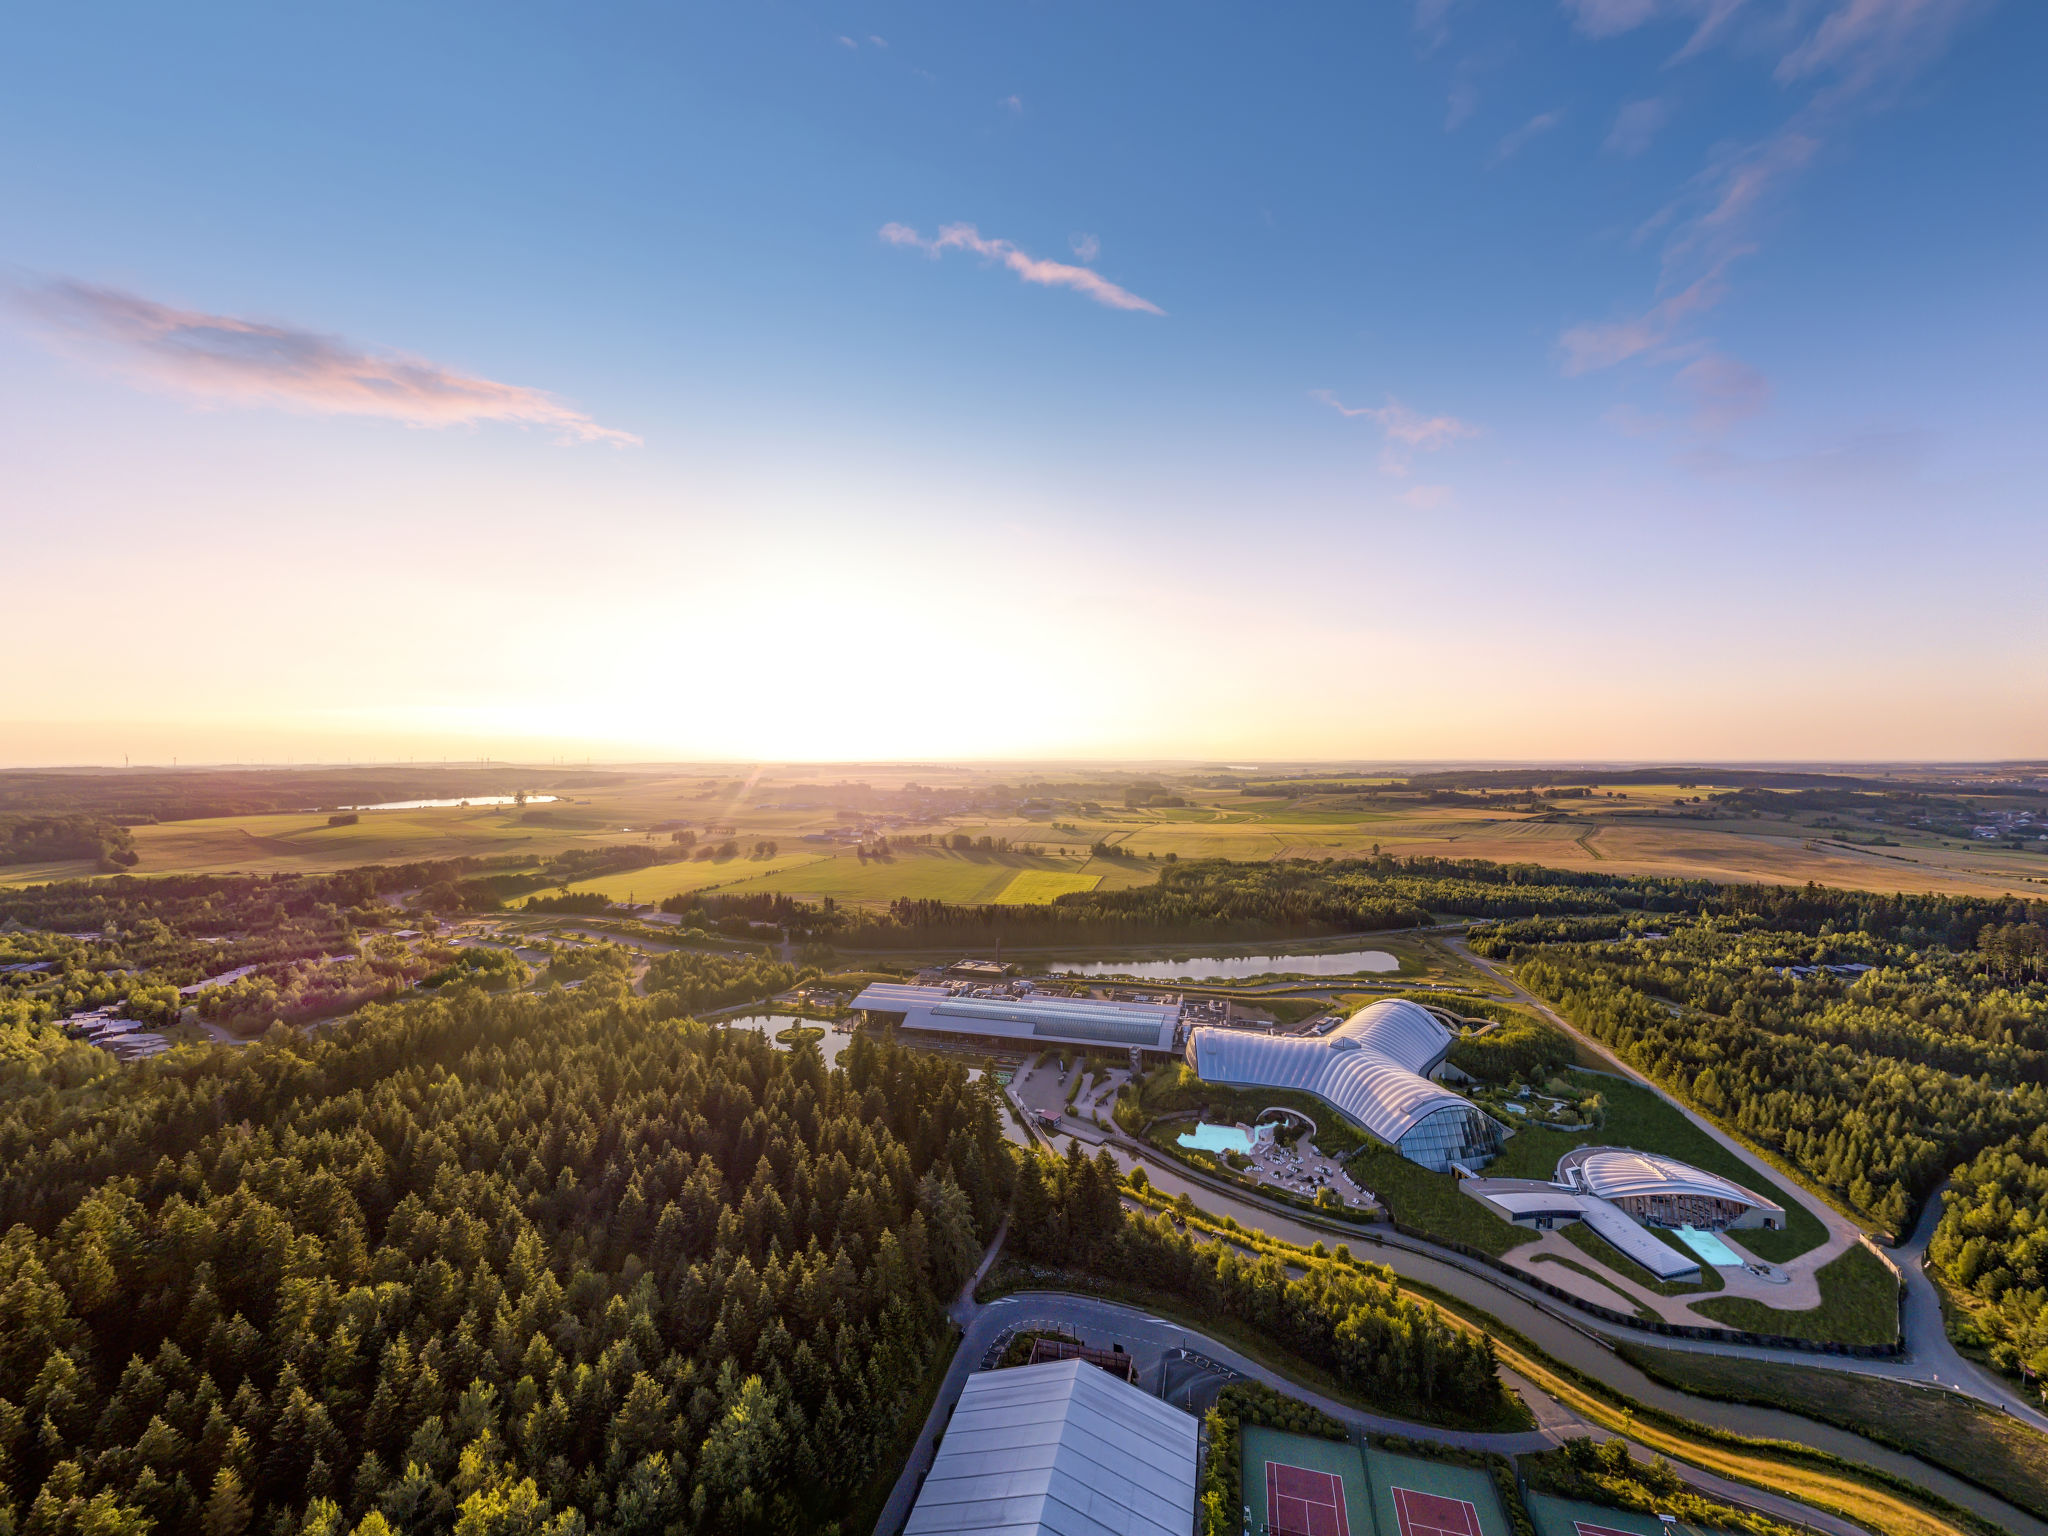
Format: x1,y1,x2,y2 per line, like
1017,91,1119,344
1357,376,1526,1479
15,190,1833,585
1692,1241,1900,1346
995,869,1102,904
1483,1070,1829,1263
1616,1342,2048,1522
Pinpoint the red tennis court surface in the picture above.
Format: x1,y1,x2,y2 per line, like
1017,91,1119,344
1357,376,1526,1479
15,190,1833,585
1572,1524,1641,1536
1266,1460,1349,1536
1392,1486,1483,1536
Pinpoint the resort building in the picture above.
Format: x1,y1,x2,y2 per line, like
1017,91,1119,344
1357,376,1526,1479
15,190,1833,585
902,1357,1198,1536
1557,1147,1785,1231
850,982,1181,1057
1183,998,1507,1172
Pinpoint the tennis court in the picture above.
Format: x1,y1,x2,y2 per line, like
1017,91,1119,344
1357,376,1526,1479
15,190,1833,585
1523,1491,1724,1536
1361,1448,1510,1536
1268,1460,1350,1536
1393,1487,1483,1536
1241,1426,1372,1536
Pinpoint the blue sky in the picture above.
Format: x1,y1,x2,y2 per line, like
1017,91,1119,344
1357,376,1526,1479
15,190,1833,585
2,1,2042,764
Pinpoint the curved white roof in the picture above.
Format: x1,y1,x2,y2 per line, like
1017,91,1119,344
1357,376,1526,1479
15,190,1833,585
1565,1148,1782,1215
1187,998,1485,1146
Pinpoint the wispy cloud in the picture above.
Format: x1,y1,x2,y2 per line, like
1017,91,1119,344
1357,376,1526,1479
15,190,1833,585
1556,249,1748,374
1605,96,1671,156
836,34,858,49
1413,0,1459,53
880,223,1164,314
1676,351,1770,430
1316,391,1479,475
1494,109,1565,163
1000,94,1023,113
1555,0,1981,417
1561,0,1661,37
1069,232,1100,262
15,280,637,444
1402,484,1456,511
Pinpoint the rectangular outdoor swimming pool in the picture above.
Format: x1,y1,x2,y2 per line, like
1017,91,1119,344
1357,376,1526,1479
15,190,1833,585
1178,1122,1256,1155
1673,1225,1743,1266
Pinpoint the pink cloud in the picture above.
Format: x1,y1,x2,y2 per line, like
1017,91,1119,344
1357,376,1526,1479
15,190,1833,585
18,280,637,444
880,223,1164,314
1317,392,1478,478
1315,391,1478,451
1556,249,1749,374
1676,351,1770,430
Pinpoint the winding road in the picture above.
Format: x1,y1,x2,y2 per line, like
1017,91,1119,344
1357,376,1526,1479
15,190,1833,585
873,1222,1899,1536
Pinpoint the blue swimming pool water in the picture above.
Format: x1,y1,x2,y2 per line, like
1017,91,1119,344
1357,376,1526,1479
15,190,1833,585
1673,1225,1743,1266
1178,1122,1256,1155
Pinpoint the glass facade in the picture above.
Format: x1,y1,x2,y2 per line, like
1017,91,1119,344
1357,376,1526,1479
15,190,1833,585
1395,1104,1507,1173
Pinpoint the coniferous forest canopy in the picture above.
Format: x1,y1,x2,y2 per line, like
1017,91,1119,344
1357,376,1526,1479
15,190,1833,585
0,993,1013,1536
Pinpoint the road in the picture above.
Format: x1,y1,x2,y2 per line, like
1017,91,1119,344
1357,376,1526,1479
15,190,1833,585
873,1231,1882,1536
1448,937,2048,1431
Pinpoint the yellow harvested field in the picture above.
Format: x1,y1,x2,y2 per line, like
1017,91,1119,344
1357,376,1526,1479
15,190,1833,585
994,869,1101,904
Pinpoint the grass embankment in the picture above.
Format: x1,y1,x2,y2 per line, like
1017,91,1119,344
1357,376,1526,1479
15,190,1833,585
1350,1145,1537,1255
1692,1241,1900,1347
1484,1070,1828,1264
1617,1342,2048,1524
1558,1221,1724,1296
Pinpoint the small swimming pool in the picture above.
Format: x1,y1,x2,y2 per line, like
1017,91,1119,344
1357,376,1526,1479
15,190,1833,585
1179,1122,1256,1155
1673,1225,1743,1266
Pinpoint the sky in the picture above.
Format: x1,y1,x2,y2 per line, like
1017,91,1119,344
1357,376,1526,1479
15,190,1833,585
2,0,2043,767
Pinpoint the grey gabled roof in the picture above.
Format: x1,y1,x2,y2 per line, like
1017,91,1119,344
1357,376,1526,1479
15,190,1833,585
852,983,1180,1052
903,1358,1199,1536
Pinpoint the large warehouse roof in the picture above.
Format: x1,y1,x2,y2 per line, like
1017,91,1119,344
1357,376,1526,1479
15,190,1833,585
1185,998,1482,1146
903,1358,1198,1536
1560,1147,1784,1219
852,983,1180,1052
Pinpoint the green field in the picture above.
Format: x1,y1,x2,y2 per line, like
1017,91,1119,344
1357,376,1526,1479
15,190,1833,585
702,847,1118,907
995,869,1101,903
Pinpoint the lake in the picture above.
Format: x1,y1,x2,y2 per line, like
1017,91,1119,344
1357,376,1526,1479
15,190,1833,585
342,794,562,811
720,1013,851,1065
1046,947,1400,981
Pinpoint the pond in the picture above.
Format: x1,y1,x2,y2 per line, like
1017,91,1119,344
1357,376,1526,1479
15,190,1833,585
341,795,561,811
719,1013,851,1065
1177,1122,1261,1155
1047,947,1400,981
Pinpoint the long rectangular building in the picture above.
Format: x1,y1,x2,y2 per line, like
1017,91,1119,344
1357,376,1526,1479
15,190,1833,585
852,982,1180,1054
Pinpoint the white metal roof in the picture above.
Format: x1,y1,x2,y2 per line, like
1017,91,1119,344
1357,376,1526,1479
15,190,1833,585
1187,998,1486,1146
1563,1148,1783,1218
853,983,1179,1051
903,1358,1198,1536
1578,1199,1703,1281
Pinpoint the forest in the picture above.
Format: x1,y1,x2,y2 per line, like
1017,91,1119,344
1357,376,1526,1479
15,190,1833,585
0,815,136,870
0,987,1012,1536
683,855,1719,949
